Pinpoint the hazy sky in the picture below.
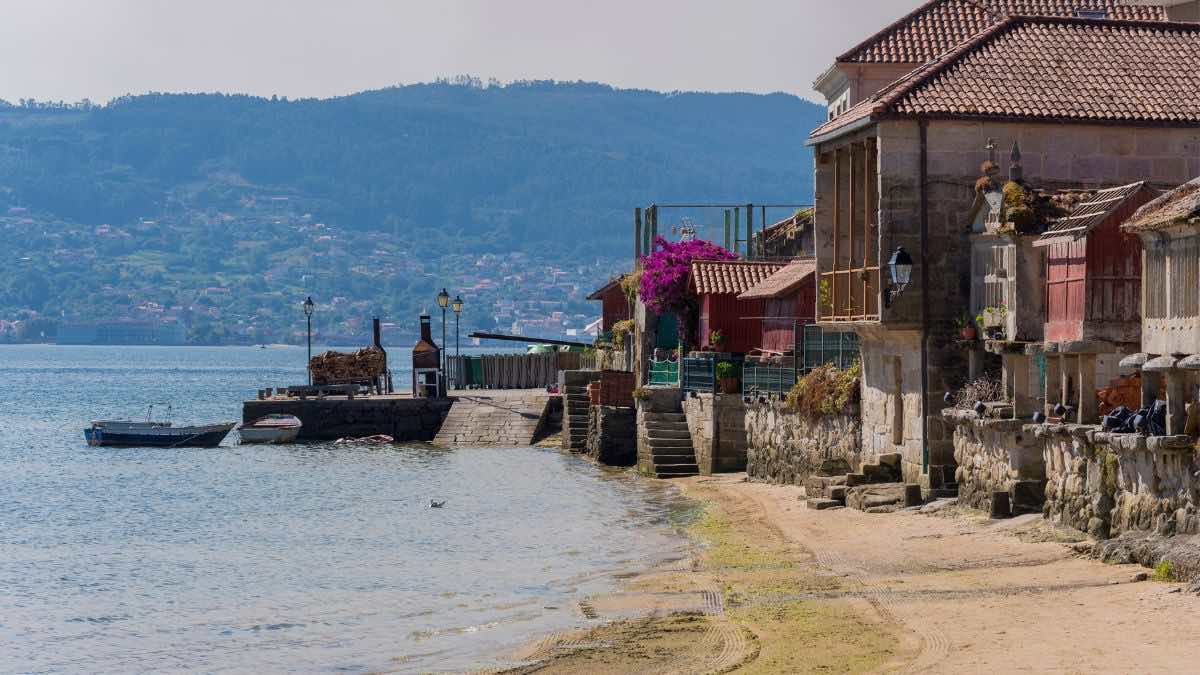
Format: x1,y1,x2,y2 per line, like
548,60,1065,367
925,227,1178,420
0,0,907,104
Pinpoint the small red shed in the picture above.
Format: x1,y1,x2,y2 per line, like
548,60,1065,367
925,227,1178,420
1032,181,1158,423
586,276,631,332
1034,182,1157,346
738,258,818,354
690,260,784,353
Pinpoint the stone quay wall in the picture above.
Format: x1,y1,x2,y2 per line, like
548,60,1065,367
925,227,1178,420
243,397,452,442
682,393,748,475
587,405,637,467
944,410,1047,516
744,401,862,485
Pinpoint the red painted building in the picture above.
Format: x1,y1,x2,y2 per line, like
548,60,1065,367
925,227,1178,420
738,259,818,354
586,277,631,332
1034,182,1157,347
689,261,784,353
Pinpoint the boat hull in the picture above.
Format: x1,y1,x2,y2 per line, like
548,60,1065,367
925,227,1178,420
237,426,301,444
85,423,236,448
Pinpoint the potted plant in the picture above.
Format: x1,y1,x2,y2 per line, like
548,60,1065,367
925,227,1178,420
708,329,725,351
956,314,977,340
716,361,739,394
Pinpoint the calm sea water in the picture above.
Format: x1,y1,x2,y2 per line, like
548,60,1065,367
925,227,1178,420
0,345,693,673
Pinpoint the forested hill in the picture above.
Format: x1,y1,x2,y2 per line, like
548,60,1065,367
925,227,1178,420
0,81,823,254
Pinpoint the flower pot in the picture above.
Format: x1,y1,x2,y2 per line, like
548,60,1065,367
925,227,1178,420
960,326,977,340
719,377,740,395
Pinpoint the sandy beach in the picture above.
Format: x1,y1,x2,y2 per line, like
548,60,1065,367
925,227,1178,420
501,474,1200,674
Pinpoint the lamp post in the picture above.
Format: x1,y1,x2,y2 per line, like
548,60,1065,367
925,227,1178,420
452,295,464,359
303,296,315,385
884,246,914,308
436,288,450,375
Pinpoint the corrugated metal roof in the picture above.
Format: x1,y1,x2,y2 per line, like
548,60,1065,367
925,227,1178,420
690,261,785,296
1035,182,1152,245
738,259,817,300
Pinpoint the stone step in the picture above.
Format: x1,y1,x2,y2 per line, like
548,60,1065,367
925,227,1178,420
646,428,690,439
647,437,693,448
654,463,699,476
643,420,691,429
844,472,869,487
567,414,589,423
644,412,685,422
846,483,922,513
827,485,848,502
651,448,696,459
876,452,902,469
807,498,842,511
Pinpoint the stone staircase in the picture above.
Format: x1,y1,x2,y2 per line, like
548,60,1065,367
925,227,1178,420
561,383,590,452
804,453,922,512
641,412,699,478
432,391,552,448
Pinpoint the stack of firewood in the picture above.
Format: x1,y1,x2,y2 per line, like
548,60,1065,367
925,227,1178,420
309,347,386,384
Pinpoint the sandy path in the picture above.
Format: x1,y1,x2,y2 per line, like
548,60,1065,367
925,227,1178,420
721,475,1200,674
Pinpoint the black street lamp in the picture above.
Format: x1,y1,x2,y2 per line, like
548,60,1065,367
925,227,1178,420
884,246,915,308
436,288,450,373
303,296,315,385
452,295,464,360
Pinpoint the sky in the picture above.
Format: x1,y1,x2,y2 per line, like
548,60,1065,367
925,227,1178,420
0,0,907,104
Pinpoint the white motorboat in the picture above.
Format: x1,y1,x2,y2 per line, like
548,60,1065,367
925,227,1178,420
237,415,303,444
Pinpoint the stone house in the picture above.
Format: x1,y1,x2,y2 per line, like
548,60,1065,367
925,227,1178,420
806,15,1200,487
811,0,1177,121
1120,177,1200,435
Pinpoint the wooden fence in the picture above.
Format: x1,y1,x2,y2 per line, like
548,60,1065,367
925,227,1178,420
578,344,634,373
446,352,583,390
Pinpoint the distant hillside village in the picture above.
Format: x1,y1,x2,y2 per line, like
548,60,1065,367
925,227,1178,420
0,195,614,346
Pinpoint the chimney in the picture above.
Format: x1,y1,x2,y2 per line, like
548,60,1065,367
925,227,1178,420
1009,141,1023,183
373,317,383,349
420,314,433,344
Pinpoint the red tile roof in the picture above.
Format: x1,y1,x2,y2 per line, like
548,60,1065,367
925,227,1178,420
810,16,1200,142
1124,177,1200,232
839,0,1168,64
738,259,817,300
690,261,785,295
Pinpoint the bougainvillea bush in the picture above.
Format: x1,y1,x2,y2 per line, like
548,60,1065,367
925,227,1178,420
639,236,737,344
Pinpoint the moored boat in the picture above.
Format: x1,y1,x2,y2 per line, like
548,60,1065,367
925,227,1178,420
237,414,302,444
85,420,236,448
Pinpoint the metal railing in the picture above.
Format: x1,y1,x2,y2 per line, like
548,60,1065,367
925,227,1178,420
742,362,798,397
648,359,679,386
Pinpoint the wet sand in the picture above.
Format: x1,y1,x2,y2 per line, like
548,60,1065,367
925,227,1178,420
498,474,1200,674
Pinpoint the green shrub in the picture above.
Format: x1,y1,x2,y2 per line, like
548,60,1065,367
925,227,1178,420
1153,559,1176,582
716,361,736,379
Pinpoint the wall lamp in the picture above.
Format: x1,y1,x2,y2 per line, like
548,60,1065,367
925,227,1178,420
883,246,914,309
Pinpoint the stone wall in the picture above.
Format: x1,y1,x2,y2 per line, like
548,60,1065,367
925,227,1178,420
1042,427,1199,539
744,400,862,485
682,393,748,475
586,405,636,466
944,410,1046,516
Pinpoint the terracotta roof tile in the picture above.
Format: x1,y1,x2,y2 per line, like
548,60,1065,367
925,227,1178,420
1124,176,1200,232
839,0,1168,64
811,17,1200,142
690,261,786,295
738,259,817,300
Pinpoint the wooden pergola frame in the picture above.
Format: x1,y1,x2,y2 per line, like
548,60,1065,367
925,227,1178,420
821,138,880,322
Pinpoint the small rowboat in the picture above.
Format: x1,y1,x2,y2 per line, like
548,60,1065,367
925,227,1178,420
238,414,303,445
